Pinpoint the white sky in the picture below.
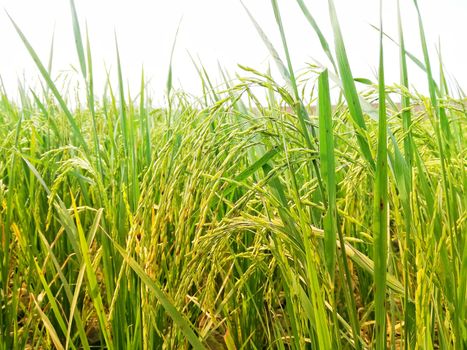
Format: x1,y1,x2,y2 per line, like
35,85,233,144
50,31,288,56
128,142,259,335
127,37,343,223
0,0,466,104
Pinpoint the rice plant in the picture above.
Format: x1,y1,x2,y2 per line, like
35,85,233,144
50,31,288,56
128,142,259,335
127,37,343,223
0,0,465,349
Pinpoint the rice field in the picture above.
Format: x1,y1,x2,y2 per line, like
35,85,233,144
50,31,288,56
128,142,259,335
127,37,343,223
0,0,466,349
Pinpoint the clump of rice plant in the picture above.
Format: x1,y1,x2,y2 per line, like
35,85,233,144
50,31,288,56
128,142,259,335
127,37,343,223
0,0,465,349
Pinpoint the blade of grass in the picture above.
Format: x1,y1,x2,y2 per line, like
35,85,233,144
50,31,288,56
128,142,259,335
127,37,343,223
240,1,291,86
7,13,89,155
319,69,362,348
69,0,103,177
70,192,114,349
69,0,86,77
373,1,388,348
115,36,138,211
111,239,206,349
396,2,416,347
295,0,337,73
318,69,336,278
326,0,374,169
32,296,65,350
140,68,151,165
412,2,461,346
269,0,325,198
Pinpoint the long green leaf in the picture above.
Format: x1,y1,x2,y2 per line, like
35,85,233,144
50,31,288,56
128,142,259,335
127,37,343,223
373,2,388,348
396,2,416,347
318,69,336,277
295,0,337,73
8,13,89,155
240,1,291,86
112,240,206,349
326,0,374,168
69,0,86,77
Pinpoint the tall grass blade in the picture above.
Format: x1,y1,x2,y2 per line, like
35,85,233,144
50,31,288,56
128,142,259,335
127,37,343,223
7,13,89,154
413,2,461,346
240,1,291,86
69,0,86,77
318,69,336,277
373,1,388,348
396,2,416,347
270,0,325,199
326,0,374,168
295,0,337,73
112,240,206,349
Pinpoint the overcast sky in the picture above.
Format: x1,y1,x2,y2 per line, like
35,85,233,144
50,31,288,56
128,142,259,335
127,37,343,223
0,0,466,104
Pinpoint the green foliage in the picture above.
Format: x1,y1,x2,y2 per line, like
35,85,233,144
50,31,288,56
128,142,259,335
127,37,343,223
0,1,465,349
